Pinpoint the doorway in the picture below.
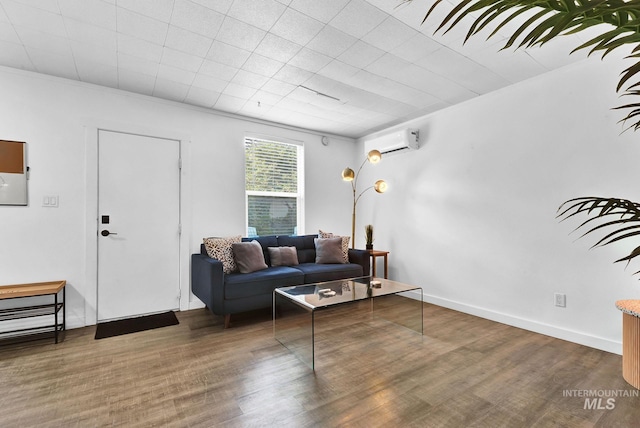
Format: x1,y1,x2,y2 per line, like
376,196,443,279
97,130,181,321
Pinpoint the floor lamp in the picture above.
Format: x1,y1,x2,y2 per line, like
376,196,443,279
342,149,387,249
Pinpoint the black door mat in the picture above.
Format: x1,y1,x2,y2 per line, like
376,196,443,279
95,311,179,339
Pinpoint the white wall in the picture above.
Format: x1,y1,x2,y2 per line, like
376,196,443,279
0,66,356,329
358,51,640,354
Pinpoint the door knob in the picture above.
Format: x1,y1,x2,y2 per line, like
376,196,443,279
101,230,118,237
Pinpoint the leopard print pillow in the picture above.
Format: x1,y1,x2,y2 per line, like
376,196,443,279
203,235,242,274
318,230,350,263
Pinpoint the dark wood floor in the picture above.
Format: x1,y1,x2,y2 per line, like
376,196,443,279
0,299,638,427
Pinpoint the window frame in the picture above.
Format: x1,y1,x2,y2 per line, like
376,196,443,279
244,135,305,237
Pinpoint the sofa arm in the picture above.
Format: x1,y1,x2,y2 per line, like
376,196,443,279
191,253,225,315
348,249,370,277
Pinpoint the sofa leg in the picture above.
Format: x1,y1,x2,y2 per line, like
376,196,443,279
224,314,231,329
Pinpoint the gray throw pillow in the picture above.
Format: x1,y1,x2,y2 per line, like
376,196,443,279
315,237,346,264
268,246,299,267
232,240,268,274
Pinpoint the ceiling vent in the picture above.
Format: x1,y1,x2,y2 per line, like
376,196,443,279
364,128,419,157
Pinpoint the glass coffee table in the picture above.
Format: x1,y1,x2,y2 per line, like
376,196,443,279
273,276,423,370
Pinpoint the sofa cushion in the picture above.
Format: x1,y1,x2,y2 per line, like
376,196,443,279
242,235,278,265
277,234,316,263
224,267,304,299
315,237,346,264
268,246,299,267
295,263,363,284
318,230,350,262
203,235,242,274
232,240,268,274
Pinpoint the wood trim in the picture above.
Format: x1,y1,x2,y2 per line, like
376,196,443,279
0,281,66,299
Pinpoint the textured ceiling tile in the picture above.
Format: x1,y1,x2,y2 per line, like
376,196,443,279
272,64,313,86
116,8,168,45
215,93,246,112
391,32,442,63
226,0,286,31
118,69,156,95
117,53,159,76
524,36,587,70
216,17,266,51
317,60,358,81
2,1,66,37
0,40,32,70
157,63,196,85
64,18,117,50
192,72,229,92
161,47,203,72
164,26,213,58
75,59,118,87
206,40,251,68
261,78,297,96
239,101,272,117
289,0,350,24
117,34,163,63
270,7,324,45
306,25,357,57
0,23,21,44
255,33,302,63
382,0,434,31
242,53,284,77
116,0,174,22
417,47,509,94
288,48,332,73
232,69,270,89
153,78,190,102
184,86,221,109
368,53,412,80
5,0,61,14
329,0,387,39
15,27,71,56
0,4,9,22
57,0,116,30
337,40,384,69
28,48,78,80
223,82,257,99
251,90,283,106
190,0,233,15
200,59,239,80
171,0,225,38
362,17,418,52
70,40,117,67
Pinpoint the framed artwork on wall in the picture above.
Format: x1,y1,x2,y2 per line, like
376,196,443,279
0,140,28,205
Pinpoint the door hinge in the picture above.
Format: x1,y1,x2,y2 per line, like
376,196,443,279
178,158,182,170
178,224,182,235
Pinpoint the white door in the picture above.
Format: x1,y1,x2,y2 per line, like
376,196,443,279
97,130,180,321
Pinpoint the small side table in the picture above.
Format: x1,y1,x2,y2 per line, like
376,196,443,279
616,300,640,389
367,250,389,279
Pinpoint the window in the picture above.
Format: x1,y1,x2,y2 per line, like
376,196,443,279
245,136,303,237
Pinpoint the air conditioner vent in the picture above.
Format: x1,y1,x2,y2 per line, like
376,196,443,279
364,128,419,157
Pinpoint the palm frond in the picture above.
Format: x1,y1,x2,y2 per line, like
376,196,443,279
557,197,640,274
417,0,640,131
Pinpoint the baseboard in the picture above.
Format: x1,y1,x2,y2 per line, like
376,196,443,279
404,291,622,355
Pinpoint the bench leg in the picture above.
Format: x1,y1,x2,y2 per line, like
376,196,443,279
224,314,231,329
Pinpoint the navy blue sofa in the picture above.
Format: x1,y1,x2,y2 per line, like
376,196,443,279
191,234,370,328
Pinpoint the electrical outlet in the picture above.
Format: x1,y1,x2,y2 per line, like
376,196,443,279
554,293,566,308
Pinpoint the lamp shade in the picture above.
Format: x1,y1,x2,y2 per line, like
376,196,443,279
374,180,387,193
367,149,382,164
341,167,355,181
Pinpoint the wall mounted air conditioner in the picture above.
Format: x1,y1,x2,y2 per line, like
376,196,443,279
364,128,419,157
